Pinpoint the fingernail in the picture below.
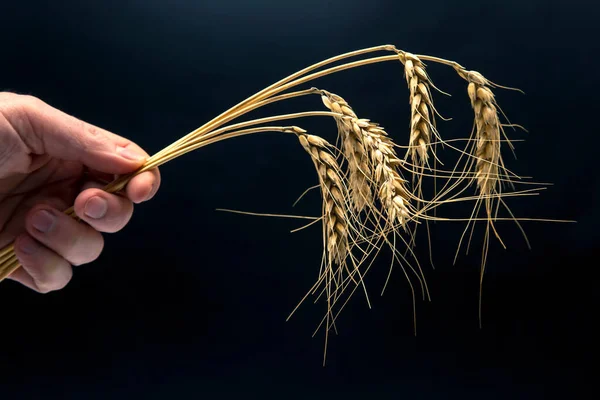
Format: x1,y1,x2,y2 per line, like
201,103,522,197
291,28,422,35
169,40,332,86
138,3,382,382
117,146,146,162
31,210,55,233
18,235,39,255
84,196,108,219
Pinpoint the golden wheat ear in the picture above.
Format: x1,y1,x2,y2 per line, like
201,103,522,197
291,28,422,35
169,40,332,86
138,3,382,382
395,52,448,268
398,52,445,169
319,91,373,213
295,132,359,365
316,89,433,332
448,68,536,327
297,133,350,266
318,90,416,228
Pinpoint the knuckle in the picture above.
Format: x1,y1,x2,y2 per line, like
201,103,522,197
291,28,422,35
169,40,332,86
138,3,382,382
0,91,20,104
0,91,36,105
1,93,44,150
17,94,43,109
14,94,45,118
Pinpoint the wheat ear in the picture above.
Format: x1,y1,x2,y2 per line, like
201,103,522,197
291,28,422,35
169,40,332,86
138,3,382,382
297,132,356,364
317,91,433,339
362,120,415,228
455,69,518,327
399,52,441,168
319,91,414,228
465,71,504,200
298,134,350,267
319,91,372,213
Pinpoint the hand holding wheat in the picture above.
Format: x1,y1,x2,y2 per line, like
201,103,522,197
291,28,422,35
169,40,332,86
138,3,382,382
0,45,565,364
0,92,160,292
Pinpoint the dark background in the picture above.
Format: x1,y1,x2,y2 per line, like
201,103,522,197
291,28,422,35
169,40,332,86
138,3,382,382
1,0,598,398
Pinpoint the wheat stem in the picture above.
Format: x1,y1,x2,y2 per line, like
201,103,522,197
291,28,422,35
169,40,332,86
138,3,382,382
0,125,307,281
152,46,396,160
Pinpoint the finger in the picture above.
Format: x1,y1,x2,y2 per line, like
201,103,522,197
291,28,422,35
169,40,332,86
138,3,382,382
84,166,161,204
125,169,161,204
0,182,93,250
25,205,104,266
2,92,150,174
73,187,134,233
11,234,73,293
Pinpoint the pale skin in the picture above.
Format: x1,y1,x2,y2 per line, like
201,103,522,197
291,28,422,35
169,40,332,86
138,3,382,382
0,92,160,293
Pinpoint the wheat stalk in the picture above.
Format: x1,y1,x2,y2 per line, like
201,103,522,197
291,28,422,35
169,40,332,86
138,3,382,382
0,125,309,280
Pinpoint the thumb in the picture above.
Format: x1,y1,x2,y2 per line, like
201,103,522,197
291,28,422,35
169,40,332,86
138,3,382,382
6,93,148,174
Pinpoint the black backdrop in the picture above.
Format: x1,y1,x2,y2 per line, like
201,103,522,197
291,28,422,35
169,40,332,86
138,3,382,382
1,1,598,399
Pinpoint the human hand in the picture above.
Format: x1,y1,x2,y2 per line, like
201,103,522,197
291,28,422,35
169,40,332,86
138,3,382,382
0,92,160,293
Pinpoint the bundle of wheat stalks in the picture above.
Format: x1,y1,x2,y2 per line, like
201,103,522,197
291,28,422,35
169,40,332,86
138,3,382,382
0,45,556,363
